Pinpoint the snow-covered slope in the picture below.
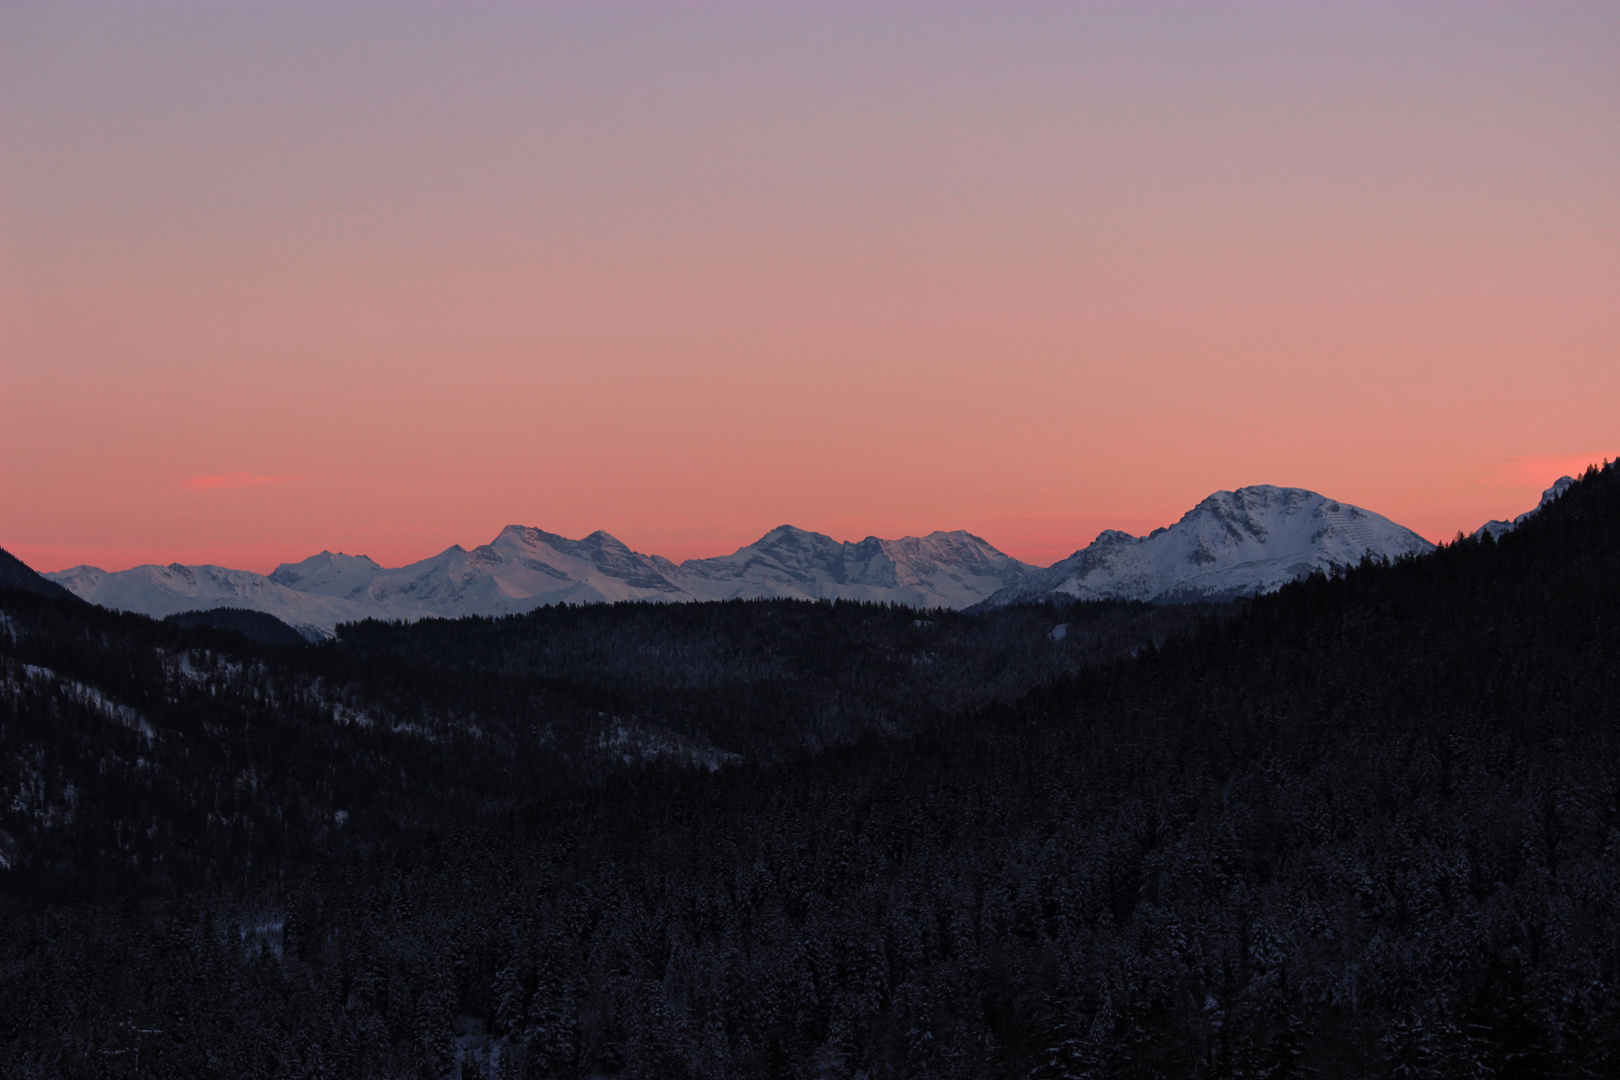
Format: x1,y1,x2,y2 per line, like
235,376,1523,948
46,563,378,640
45,526,1033,631
981,485,1435,608
1473,476,1577,541
267,551,386,597
676,526,1031,608
299,527,689,617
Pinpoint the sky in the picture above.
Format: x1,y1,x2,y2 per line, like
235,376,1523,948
3,2,1617,573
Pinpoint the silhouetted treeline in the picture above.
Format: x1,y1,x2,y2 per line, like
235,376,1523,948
164,606,312,647
3,463,1619,1077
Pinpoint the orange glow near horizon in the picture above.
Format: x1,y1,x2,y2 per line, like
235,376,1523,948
4,4,1618,576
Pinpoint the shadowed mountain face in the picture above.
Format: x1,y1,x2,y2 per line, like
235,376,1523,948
41,485,1444,630
0,548,80,603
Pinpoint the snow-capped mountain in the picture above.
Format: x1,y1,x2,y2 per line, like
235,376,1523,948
45,563,377,640
267,551,386,596
1473,476,1577,541
980,485,1435,608
45,526,1034,633
676,526,1032,608
274,527,687,616
40,486,1441,630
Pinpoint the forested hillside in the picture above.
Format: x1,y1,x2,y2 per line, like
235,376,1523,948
0,575,1208,906
3,463,1619,1078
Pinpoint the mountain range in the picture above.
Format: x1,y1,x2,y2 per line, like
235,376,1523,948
44,524,1037,638
39,481,1565,635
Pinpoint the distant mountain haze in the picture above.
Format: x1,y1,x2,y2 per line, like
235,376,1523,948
39,482,1522,633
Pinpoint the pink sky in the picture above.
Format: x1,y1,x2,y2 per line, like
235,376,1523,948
3,3,1617,573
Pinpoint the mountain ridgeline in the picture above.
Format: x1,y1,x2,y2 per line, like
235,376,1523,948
0,547,81,603
43,484,1437,634
2,463,1618,1078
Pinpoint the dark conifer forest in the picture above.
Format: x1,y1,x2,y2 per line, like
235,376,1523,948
3,463,1619,1078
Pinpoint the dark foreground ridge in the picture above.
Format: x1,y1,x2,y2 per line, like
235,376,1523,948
2,462,1619,1077
163,606,313,647
0,546,80,604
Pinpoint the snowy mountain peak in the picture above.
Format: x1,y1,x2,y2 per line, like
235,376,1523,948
582,529,632,550
495,524,566,545
1543,475,1578,504
982,485,1434,608
268,551,384,593
672,526,1034,608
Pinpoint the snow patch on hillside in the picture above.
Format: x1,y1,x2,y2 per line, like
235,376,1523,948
4,660,154,740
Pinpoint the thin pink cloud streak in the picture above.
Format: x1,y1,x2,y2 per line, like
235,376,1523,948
183,473,310,491
1488,456,1612,489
